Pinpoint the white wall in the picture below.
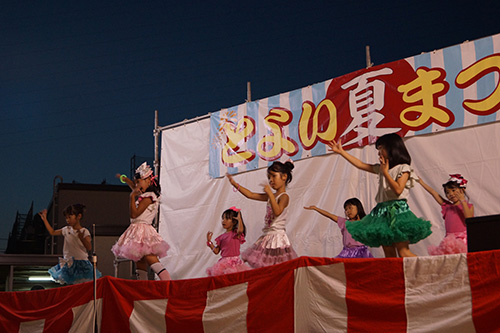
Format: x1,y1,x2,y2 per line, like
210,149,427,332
159,119,500,279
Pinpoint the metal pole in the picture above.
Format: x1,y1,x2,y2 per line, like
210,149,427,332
366,45,373,68
153,110,160,231
246,81,251,102
52,176,63,254
92,224,98,333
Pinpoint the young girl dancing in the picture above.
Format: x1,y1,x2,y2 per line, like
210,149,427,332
206,207,251,276
39,204,102,284
328,133,432,257
417,174,474,255
112,162,171,280
227,161,298,268
304,198,373,258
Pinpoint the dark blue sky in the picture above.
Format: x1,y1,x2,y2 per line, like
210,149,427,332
1,0,499,250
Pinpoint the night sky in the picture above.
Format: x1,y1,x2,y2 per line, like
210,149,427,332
1,0,499,251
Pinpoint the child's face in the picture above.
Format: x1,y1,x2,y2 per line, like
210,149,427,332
344,204,359,220
267,171,287,190
65,214,79,227
135,177,151,192
221,216,234,231
445,186,464,203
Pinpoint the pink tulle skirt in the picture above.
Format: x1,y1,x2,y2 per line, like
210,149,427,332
428,231,467,255
112,223,169,262
206,256,251,276
241,231,298,268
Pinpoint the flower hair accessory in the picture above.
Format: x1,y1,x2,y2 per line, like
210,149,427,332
229,206,241,212
136,162,153,179
448,174,468,188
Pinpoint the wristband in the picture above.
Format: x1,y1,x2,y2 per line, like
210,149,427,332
207,241,213,247
119,174,127,184
232,183,240,192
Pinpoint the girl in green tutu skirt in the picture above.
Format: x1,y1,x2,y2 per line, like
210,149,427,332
327,133,431,257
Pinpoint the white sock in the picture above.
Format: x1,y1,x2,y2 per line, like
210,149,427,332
150,262,171,280
136,269,148,280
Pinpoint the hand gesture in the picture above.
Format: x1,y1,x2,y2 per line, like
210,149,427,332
207,231,213,242
77,229,85,241
379,155,389,173
457,190,466,203
38,209,48,220
326,139,344,154
263,184,273,196
303,205,317,210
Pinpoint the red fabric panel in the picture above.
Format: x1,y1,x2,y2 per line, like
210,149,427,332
468,251,500,333
246,259,296,333
344,258,407,332
0,280,96,332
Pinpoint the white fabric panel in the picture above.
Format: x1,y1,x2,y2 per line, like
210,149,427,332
294,263,348,332
203,283,249,333
69,298,103,333
160,119,500,279
404,254,475,332
129,299,168,333
19,319,45,333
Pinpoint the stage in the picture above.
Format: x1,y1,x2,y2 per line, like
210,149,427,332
1,251,500,332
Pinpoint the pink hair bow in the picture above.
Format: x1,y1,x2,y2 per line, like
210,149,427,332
448,174,468,188
229,206,241,212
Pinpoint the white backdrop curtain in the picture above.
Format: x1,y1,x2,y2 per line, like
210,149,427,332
158,119,500,279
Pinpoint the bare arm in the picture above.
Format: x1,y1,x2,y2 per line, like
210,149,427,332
206,231,220,255
38,210,62,236
456,191,474,218
116,173,135,190
266,188,289,217
304,205,339,223
327,140,376,173
236,211,244,234
226,173,268,201
416,177,446,205
129,187,154,218
77,231,92,251
379,157,409,196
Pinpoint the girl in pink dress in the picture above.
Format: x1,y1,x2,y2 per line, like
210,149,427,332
417,174,474,255
206,207,251,276
304,198,373,258
112,162,171,280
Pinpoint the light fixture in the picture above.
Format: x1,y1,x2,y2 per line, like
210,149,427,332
28,276,52,281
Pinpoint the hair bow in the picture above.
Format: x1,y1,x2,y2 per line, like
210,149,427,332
229,206,241,212
448,174,468,188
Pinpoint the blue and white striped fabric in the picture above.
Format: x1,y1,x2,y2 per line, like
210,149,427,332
209,33,500,178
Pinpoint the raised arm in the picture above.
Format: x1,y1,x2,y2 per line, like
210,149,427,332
327,140,376,173
456,191,475,218
236,211,244,234
304,205,339,223
206,231,220,254
226,173,268,201
38,210,62,236
416,177,446,205
116,173,135,190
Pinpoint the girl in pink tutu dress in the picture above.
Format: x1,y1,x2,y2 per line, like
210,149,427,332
304,198,374,258
226,161,298,268
206,207,251,276
417,174,474,255
112,162,171,280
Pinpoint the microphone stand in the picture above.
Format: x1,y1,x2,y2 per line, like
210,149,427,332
92,224,98,333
